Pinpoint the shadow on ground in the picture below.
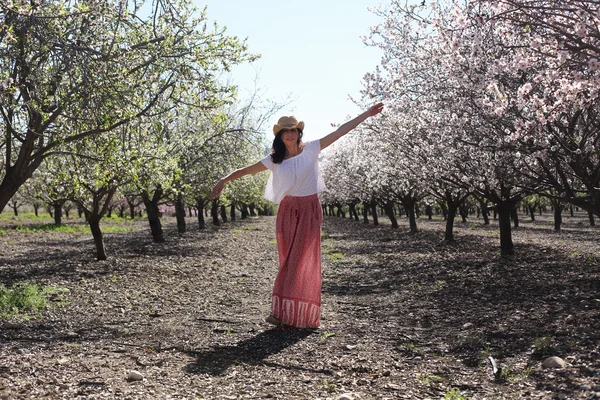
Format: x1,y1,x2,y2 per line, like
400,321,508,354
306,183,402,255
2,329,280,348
184,328,329,376
321,216,600,397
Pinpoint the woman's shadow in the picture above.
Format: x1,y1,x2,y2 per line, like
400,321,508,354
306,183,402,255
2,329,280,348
184,328,329,376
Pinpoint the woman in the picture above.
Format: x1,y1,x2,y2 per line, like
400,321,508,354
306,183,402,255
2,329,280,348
210,102,384,328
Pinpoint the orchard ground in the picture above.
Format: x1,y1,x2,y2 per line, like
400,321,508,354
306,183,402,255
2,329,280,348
0,209,599,400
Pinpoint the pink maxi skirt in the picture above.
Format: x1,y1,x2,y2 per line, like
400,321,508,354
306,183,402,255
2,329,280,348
272,194,323,328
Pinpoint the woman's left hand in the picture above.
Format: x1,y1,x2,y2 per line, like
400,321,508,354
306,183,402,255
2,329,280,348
367,102,384,117
209,179,225,200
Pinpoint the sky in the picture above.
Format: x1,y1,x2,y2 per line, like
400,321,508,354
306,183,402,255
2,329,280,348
196,0,385,142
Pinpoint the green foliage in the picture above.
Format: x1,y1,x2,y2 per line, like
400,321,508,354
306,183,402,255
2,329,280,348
444,388,470,400
532,335,552,354
1,223,134,235
498,366,514,382
0,212,51,223
416,374,442,387
324,249,344,261
0,283,68,319
14,224,84,234
317,379,336,392
432,280,447,290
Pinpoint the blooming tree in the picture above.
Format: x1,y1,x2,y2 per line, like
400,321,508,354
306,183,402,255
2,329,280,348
0,0,256,210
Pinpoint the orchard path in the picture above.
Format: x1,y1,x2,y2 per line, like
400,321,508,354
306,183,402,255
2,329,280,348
0,213,599,399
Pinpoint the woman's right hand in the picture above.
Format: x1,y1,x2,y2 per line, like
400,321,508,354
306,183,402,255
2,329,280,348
209,179,225,200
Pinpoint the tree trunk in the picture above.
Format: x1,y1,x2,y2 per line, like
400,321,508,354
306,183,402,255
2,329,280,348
425,204,433,220
439,201,448,221
511,206,519,228
175,194,186,234
480,201,490,225
127,199,136,219
528,205,535,221
445,202,458,242
12,203,18,216
230,202,236,222
33,204,39,216
349,203,359,221
407,204,417,233
497,202,515,256
362,202,369,223
241,203,249,219
53,200,65,225
249,204,257,217
88,215,107,261
141,189,165,243
383,201,398,229
370,201,378,226
445,203,457,241
459,204,468,222
196,198,206,229
554,203,562,232
220,204,228,223
0,171,33,213
400,197,418,233
211,200,220,226
589,211,595,227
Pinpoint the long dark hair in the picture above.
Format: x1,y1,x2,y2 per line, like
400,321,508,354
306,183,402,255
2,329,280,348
270,129,303,164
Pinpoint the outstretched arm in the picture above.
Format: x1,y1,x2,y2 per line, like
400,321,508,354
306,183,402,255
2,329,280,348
209,160,267,200
320,102,384,150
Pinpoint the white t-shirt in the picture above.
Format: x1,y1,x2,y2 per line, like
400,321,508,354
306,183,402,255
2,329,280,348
260,140,327,204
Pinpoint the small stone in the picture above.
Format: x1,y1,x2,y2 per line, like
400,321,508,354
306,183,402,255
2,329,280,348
462,322,474,329
565,314,576,325
127,370,143,381
580,385,591,391
542,356,566,369
387,383,401,390
346,345,358,350
338,394,354,400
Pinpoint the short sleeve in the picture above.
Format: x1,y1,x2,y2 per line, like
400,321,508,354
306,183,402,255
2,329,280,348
305,140,321,157
260,154,274,171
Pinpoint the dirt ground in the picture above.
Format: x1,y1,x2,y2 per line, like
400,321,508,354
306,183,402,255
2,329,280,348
0,211,599,400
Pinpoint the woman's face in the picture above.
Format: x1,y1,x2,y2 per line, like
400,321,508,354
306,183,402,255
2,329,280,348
281,128,299,146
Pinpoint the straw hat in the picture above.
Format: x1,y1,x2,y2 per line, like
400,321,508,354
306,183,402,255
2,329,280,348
272,116,305,135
